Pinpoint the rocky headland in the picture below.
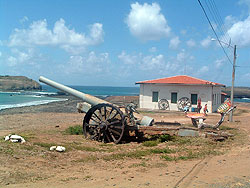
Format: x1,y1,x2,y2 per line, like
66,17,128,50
222,86,250,98
0,76,41,91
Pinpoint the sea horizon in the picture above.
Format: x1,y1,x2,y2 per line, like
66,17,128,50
1,84,250,111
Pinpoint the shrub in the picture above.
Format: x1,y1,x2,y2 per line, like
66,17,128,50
159,135,173,142
65,125,83,135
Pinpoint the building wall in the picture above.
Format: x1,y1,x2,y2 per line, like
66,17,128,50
211,86,222,112
139,84,222,113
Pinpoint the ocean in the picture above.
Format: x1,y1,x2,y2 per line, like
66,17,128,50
0,85,140,111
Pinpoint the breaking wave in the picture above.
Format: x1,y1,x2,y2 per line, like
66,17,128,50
0,98,68,111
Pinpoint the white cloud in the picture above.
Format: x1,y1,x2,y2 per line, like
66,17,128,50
62,51,110,74
225,15,250,47
9,19,104,50
176,49,193,62
180,30,187,35
118,50,195,76
5,48,41,67
7,56,17,67
118,51,139,65
214,58,226,69
125,2,171,41
186,39,196,47
199,66,209,73
224,15,238,30
201,36,211,48
239,0,250,12
20,16,29,24
243,72,250,79
149,47,157,53
211,21,218,31
0,52,2,57
169,36,180,49
118,51,166,71
141,54,165,70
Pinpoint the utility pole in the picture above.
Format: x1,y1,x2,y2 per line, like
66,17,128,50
229,45,236,122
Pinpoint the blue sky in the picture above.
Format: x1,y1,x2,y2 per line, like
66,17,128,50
0,0,250,86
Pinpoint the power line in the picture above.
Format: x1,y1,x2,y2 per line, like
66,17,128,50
205,0,226,42
208,0,231,43
237,65,250,68
204,0,231,47
210,0,231,42
197,0,233,66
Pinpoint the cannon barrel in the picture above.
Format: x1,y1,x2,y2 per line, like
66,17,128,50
39,76,108,106
39,76,154,130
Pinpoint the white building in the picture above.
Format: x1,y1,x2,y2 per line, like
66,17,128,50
136,75,225,113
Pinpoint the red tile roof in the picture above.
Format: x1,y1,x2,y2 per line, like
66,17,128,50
136,75,225,86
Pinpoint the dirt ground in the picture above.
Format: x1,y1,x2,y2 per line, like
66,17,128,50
0,98,250,188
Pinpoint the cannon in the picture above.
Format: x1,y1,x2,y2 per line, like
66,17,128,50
39,76,154,144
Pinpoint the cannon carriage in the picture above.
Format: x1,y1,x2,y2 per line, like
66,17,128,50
39,76,154,144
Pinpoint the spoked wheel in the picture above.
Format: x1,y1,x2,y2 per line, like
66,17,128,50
177,97,191,111
158,99,169,110
83,103,125,144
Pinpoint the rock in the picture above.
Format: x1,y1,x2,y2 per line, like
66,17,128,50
50,146,66,152
56,146,66,152
4,134,25,143
50,146,57,151
4,134,11,141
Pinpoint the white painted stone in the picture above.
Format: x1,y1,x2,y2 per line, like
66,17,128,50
5,134,26,143
50,146,57,151
56,146,66,152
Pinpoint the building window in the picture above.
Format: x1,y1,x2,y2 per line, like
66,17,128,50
191,94,198,105
171,92,177,103
152,91,159,102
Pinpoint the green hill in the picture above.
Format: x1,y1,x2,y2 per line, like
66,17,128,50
0,76,41,91
222,87,250,98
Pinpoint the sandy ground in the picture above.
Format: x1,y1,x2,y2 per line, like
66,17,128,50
0,97,250,188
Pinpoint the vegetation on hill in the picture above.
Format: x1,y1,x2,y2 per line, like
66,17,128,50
0,75,41,91
222,87,250,98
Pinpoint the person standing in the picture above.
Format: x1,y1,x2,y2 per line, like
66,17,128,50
197,97,202,113
203,104,208,115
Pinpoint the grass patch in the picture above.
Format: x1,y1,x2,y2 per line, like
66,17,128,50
99,143,115,147
129,162,147,168
142,140,159,147
171,136,194,145
138,110,157,114
103,147,176,161
73,156,98,163
161,155,175,161
158,134,174,142
70,145,100,152
0,143,15,155
142,134,174,147
150,147,175,154
177,156,189,160
234,109,249,116
15,132,36,141
219,125,237,131
84,175,92,180
65,125,83,135
33,142,57,148
103,150,150,161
